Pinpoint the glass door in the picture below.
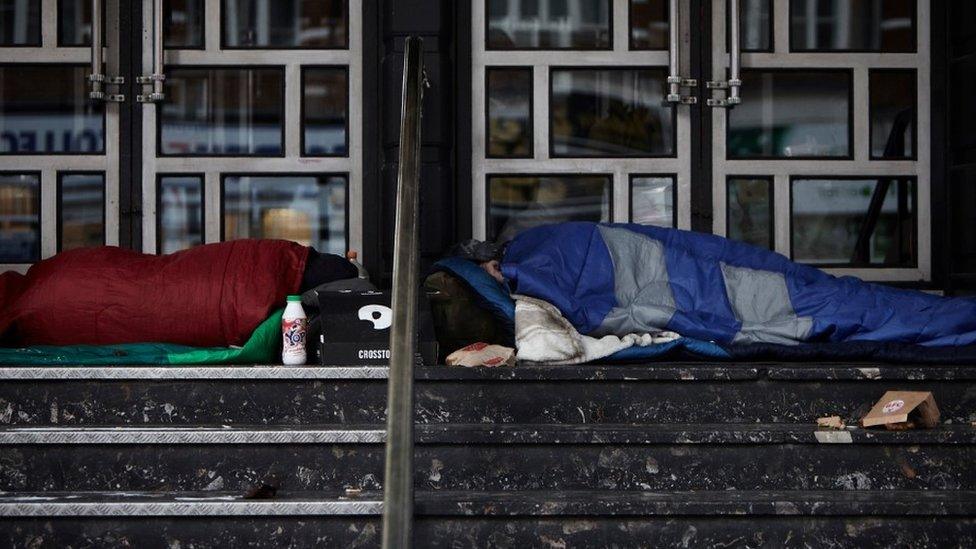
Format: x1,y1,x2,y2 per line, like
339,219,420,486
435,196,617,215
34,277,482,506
0,0,122,272
709,0,930,282
140,0,362,257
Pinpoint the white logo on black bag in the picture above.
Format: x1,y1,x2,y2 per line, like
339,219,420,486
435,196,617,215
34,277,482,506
358,304,393,330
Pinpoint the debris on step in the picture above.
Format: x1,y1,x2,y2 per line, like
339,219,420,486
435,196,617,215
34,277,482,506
816,416,846,430
861,391,940,430
243,474,281,500
446,343,516,367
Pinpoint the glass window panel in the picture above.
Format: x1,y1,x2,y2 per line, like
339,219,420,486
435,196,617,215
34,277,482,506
487,0,611,49
223,174,347,255
629,0,668,50
158,175,204,254
736,0,772,52
488,174,611,242
160,67,283,156
870,70,915,160
222,0,348,49
728,70,850,159
57,0,106,46
0,173,40,263
0,0,40,46
551,68,674,157
302,67,348,157
59,173,104,251
165,0,205,48
727,177,772,249
487,67,533,158
630,176,674,227
0,65,106,154
790,0,916,52
791,178,916,266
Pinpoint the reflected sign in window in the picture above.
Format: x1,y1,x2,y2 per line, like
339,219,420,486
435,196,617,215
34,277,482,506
727,177,772,249
0,65,106,154
728,69,851,159
630,175,674,227
222,0,348,49
223,174,347,255
0,173,40,263
790,0,916,52
302,67,349,157
551,68,674,157
791,177,916,267
59,172,105,251
158,175,204,254
0,0,40,46
160,68,284,156
486,67,533,158
488,174,611,242
487,0,611,49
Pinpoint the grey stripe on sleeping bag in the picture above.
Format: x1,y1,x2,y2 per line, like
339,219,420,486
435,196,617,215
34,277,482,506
590,225,676,337
720,262,813,345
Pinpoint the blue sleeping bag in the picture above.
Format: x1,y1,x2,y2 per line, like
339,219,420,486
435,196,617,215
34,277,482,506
500,222,976,348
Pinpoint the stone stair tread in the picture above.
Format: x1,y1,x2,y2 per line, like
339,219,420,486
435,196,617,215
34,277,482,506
1,423,972,444
3,489,975,517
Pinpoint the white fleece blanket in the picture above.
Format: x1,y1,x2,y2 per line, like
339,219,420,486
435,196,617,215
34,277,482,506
513,294,680,364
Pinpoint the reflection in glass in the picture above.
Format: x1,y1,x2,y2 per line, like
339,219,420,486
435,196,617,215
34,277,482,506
487,68,532,158
222,0,348,48
738,0,771,51
728,70,850,158
161,68,283,156
0,65,105,154
0,173,40,262
223,175,347,255
58,0,104,46
870,70,915,159
159,175,204,254
165,0,205,48
59,173,104,251
487,0,611,49
488,175,610,242
790,0,915,52
551,68,673,157
0,0,40,46
727,177,771,249
629,0,668,50
302,67,348,156
631,176,674,227
792,178,916,266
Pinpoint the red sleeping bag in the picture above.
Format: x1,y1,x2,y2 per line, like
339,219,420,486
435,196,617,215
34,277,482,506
0,240,308,347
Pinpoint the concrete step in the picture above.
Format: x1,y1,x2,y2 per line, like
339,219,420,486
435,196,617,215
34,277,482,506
1,425,973,492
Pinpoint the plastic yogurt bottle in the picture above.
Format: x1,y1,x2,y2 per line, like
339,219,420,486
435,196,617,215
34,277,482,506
281,295,308,365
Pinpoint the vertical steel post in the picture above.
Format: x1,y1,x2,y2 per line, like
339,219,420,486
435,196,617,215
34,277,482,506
381,36,425,549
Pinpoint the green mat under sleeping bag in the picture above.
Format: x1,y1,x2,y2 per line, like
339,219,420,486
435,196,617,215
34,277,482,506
0,310,283,365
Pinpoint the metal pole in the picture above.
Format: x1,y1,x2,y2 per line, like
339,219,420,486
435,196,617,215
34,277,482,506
89,0,104,100
152,0,165,100
666,0,681,102
382,36,425,549
728,0,742,104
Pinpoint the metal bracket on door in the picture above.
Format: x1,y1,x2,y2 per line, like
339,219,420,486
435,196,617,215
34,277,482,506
89,73,126,103
136,74,166,103
667,77,699,105
705,79,742,108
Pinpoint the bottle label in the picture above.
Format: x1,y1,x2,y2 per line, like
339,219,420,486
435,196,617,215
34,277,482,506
282,318,308,356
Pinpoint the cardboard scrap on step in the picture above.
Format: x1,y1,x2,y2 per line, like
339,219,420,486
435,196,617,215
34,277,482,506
446,343,516,368
861,391,940,430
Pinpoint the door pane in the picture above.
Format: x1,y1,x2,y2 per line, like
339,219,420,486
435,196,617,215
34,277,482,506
791,177,916,266
158,175,204,254
164,0,205,48
58,172,104,251
728,70,851,159
727,177,772,249
488,174,611,241
0,172,40,263
870,70,915,160
58,0,105,46
790,0,916,52
222,0,348,49
0,65,106,154
486,67,533,158
0,0,40,46
223,174,347,255
629,0,668,50
737,0,772,52
550,68,674,157
630,175,674,227
302,67,348,157
160,67,284,156
486,0,611,50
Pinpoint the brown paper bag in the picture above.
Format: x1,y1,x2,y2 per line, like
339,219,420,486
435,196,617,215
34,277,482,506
861,391,940,430
445,343,516,368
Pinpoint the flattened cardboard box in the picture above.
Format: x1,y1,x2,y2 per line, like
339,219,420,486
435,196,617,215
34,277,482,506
861,391,940,429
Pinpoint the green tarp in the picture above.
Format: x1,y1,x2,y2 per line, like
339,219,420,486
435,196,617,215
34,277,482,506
0,310,283,365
